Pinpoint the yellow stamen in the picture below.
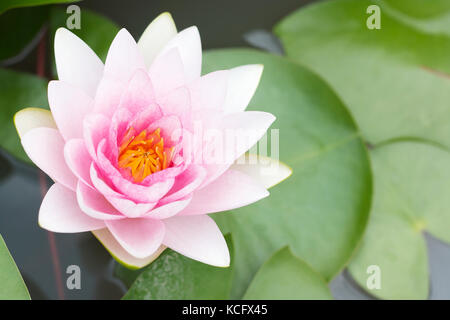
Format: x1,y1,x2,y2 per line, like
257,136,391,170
118,127,173,183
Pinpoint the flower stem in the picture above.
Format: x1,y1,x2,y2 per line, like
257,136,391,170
36,27,65,300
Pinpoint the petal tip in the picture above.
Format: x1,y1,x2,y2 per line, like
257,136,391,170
157,11,175,24
55,27,69,38
181,25,200,38
14,107,56,138
254,63,264,74
218,251,231,268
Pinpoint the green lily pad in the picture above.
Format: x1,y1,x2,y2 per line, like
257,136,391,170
243,247,332,300
275,0,450,147
383,0,450,18
203,49,372,298
121,235,234,300
380,0,450,35
0,234,30,299
383,0,450,34
0,68,48,163
349,140,450,299
275,0,450,299
0,0,79,14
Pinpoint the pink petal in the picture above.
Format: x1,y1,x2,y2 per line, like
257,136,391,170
39,183,105,232
127,102,162,135
161,165,206,203
48,81,93,141
90,163,123,198
158,86,191,123
92,74,127,117
94,28,150,116
118,69,155,114
106,218,165,258
21,127,77,190
163,215,229,267
143,196,192,219
146,115,183,148
105,196,157,218
76,181,124,220
157,26,202,82
83,113,110,160
140,163,186,186
54,28,103,97
224,64,263,114
104,29,146,80
181,169,269,215
149,48,186,98
188,70,228,111
64,139,93,187
108,108,133,162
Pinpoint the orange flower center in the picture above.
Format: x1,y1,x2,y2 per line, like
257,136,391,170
118,127,173,183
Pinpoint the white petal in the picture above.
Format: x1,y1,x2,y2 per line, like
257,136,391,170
104,28,146,81
157,26,202,82
48,81,93,141
54,28,103,97
201,111,276,187
231,154,292,189
149,48,186,98
224,64,263,114
181,169,269,215
138,12,177,68
93,228,166,269
14,107,56,138
163,215,229,267
188,70,228,111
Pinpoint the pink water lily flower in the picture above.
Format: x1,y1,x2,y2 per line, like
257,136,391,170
14,13,291,268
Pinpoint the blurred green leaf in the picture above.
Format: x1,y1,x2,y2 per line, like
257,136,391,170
0,6,48,61
203,49,372,299
0,234,30,299
379,0,450,36
50,6,119,71
349,140,450,299
275,0,450,147
244,247,332,300
0,68,48,162
383,0,450,19
121,235,234,300
0,0,79,14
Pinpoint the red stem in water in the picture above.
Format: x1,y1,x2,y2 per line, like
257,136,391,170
36,28,65,300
